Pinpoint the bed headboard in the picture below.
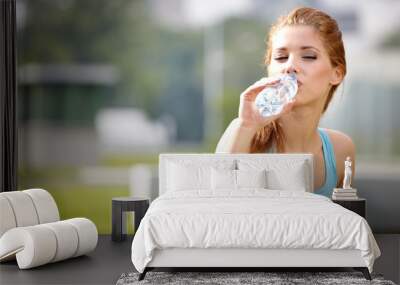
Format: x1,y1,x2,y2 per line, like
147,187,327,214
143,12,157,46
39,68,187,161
159,153,314,195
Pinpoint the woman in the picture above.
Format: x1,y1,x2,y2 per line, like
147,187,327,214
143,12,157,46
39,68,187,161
216,7,355,197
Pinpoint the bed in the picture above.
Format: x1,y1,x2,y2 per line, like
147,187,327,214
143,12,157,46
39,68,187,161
131,153,381,280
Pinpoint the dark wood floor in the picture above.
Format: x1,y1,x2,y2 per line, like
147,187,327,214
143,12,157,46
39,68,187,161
0,235,134,285
1,234,398,285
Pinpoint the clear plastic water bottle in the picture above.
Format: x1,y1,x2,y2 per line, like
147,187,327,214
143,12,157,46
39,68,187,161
255,73,298,117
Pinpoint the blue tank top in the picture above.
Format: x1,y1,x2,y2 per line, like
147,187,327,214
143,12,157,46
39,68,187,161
314,128,338,197
266,128,337,197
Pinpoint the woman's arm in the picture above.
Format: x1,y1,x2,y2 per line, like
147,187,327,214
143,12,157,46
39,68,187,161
215,118,259,153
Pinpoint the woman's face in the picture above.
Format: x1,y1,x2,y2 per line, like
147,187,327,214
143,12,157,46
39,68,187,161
268,25,342,106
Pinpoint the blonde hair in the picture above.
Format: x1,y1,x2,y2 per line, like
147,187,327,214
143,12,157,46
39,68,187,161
250,7,346,153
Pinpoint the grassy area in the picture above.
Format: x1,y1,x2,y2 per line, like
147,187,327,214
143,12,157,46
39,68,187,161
101,154,158,167
25,185,133,235
18,166,78,186
99,144,217,167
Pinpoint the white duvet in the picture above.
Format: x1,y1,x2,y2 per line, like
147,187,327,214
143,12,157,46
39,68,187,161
131,190,380,273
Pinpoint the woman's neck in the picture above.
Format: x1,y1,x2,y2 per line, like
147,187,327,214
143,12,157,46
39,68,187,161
277,102,324,153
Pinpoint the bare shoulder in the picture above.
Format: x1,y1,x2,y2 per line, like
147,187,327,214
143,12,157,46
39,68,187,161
320,128,356,184
321,128,355,157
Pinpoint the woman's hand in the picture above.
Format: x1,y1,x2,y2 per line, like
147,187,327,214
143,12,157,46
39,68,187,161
215,76,297,153
238,77,296,131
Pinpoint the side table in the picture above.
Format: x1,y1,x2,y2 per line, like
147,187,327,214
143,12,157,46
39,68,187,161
112,197,149,242
332,198,366,218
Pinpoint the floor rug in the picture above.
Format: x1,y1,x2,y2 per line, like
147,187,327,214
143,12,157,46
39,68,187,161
116,271,396,285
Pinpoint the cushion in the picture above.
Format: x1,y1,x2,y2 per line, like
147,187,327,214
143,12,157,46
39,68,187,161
237,158,309,191
23,189,59,224
167,162,211,191
267,163,307,191
64,218,98,257
236,169,267,189
0,192,39,227
211,168,236,190
166,160,236,192
0,196,16,237
211,169,268,191
0,226,57,269
42,221,79,262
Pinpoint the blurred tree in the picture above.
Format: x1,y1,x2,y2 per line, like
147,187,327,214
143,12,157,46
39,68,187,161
217,17,269,132
156,33,204,141
18,0,166,114
18,0,205,140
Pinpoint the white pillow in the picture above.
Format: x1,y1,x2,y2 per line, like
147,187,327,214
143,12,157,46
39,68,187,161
166,159,236,192
266,161,308,191
236,169,267,189
211,168,236,190
167,162,210,191
211,168,268,190
237,158,310,192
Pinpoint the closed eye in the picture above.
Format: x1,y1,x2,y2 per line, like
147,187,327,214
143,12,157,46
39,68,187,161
303,56,317,60
273,57,288,61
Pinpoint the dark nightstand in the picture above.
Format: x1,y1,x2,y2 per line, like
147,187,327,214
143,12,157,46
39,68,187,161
332,198,366,218
111,197,149,242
